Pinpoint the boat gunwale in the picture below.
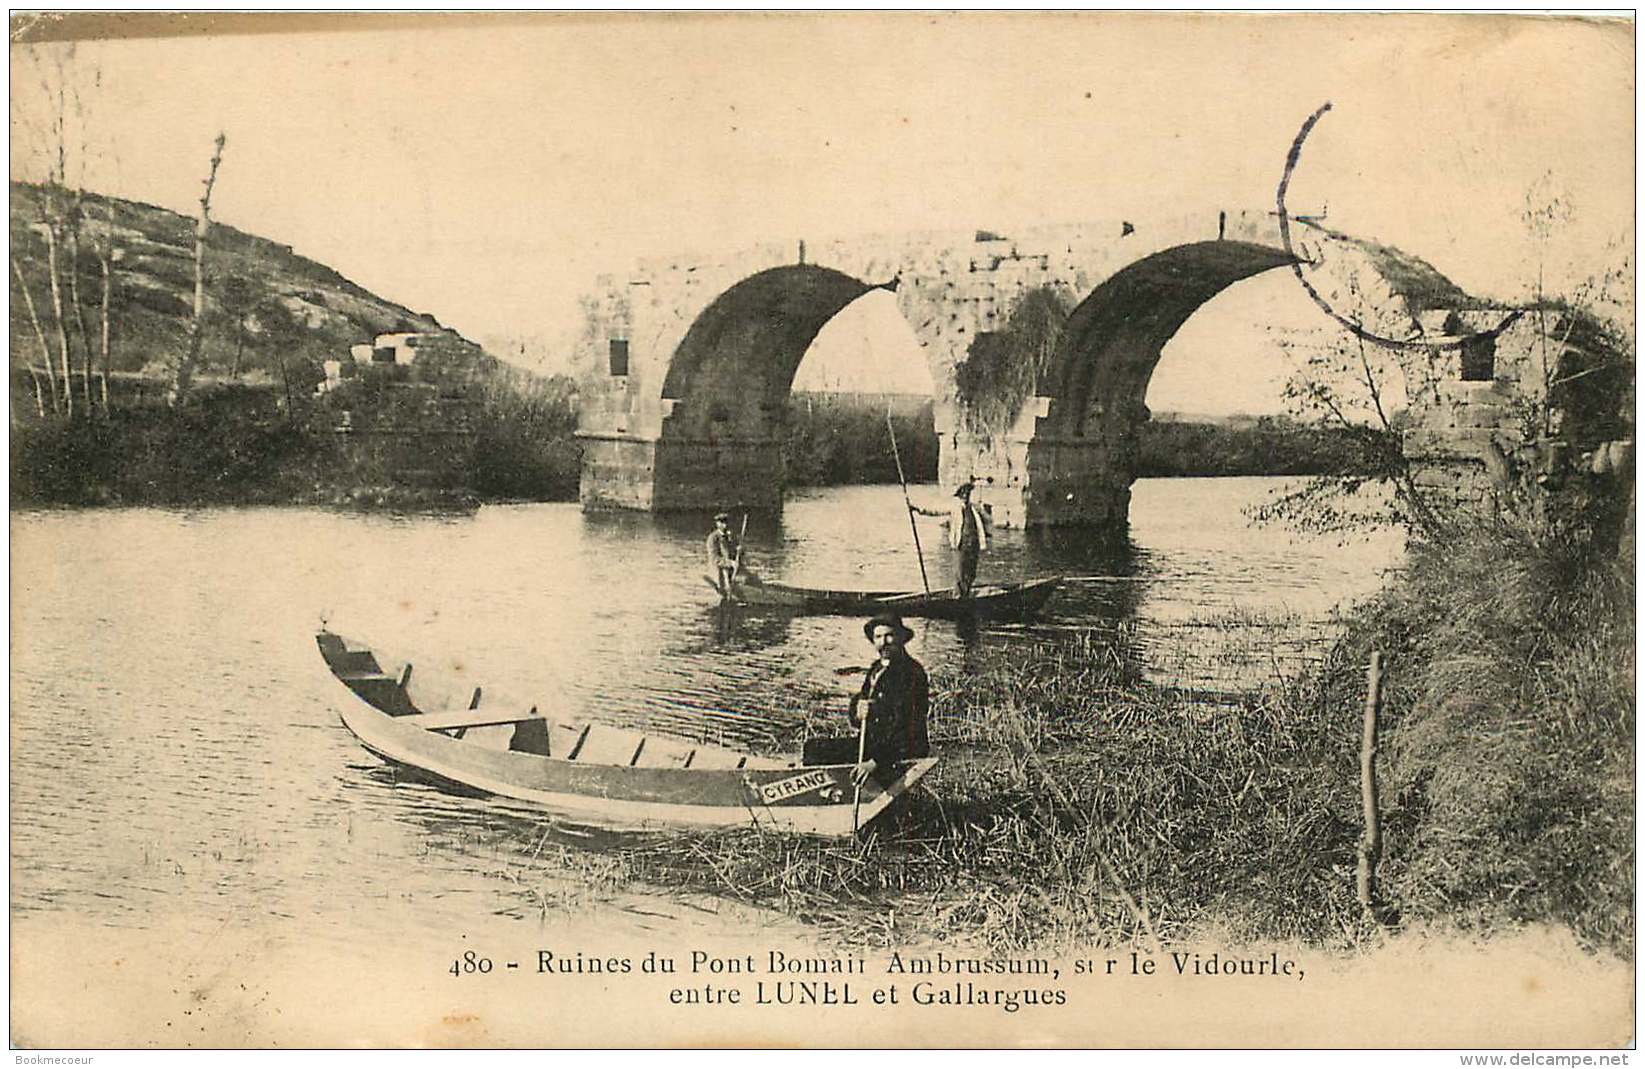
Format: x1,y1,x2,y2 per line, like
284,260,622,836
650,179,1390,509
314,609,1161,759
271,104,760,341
732,575,1061,617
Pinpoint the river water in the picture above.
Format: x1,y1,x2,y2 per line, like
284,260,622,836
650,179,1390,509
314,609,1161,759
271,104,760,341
11,477,1400,951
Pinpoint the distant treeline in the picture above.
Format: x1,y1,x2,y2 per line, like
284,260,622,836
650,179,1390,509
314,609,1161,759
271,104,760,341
784,396,939,487
1135,416,1377,479
785,403,1377,488
12,379,1381,509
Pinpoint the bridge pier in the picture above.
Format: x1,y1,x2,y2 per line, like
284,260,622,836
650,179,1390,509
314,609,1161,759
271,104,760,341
938,429,1133,529
577,432,785,512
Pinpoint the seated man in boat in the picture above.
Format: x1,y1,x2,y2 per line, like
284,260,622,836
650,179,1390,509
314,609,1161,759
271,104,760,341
805,614,930,786
705,511,741,600
911,480,992,598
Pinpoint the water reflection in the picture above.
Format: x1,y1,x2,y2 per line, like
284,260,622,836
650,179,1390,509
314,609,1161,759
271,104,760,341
699,601,796,652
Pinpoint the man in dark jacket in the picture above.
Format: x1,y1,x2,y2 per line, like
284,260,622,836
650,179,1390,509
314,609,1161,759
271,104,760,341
848,613,930,786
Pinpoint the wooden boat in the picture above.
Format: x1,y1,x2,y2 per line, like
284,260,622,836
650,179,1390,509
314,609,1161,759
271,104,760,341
317,631,934,837
729,575,1060,620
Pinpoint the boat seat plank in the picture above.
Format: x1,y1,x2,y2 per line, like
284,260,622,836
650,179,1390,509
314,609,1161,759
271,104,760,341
687,747,747,770
401,707,545,732
572,726,651,766
551,723,587,759
635,738,697,769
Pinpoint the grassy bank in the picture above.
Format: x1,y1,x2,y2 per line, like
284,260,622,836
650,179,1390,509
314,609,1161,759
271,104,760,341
10,368,583,509
14,386,1384,508
487,623,1371,953
1323,509,1634,952
484,510,1632,956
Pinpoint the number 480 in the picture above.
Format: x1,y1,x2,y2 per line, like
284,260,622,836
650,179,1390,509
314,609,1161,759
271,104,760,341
450,950,492,976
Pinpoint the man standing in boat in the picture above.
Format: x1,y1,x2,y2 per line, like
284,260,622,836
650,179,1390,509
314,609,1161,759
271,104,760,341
912,480,991,598
706,511,741,600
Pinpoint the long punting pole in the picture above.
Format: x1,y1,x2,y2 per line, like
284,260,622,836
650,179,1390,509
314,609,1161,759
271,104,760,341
733,511,749,579
851,708,870,835
886,409,931,596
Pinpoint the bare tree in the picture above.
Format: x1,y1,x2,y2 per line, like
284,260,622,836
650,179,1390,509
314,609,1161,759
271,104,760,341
37,214,74,420
65,195,97,411
170,132,227,405
1520,174,1633,442
13,256,59,416
14,43,108,419
1248,272,1445,538
97,197,115,411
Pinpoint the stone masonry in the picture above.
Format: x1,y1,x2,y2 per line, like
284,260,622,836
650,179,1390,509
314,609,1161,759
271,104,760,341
572,211,1603,527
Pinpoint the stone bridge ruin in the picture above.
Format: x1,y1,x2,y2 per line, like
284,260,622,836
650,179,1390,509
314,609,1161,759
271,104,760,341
572,210,1584,527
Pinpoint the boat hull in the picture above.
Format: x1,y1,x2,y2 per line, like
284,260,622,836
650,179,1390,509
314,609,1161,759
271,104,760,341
733,576,1060,620
319,632,933,837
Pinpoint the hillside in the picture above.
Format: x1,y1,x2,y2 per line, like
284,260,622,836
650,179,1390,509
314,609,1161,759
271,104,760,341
9,182,588,509
8,181,475,383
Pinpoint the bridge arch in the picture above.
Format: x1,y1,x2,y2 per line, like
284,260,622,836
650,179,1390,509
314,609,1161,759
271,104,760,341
637,264,905,509
939,240,1302,526
1050,241,1300,437
576,216,1522,524
660,266,879,426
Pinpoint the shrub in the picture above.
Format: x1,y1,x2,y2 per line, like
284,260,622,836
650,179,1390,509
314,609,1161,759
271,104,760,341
470,369,582,501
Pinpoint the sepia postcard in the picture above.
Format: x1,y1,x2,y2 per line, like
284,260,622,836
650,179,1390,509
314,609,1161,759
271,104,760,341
8,10,1636,1051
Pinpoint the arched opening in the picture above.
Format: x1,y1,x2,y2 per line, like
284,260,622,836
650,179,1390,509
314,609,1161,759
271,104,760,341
646,264,946,510
941,241,1300,527
1046,241,1298,440
658,264,873,444
788,289,937,488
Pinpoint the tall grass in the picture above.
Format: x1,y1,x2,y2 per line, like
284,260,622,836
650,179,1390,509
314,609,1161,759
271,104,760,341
1321,512,1634,952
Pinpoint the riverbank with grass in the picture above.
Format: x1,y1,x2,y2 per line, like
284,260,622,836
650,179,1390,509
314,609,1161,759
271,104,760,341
477,507,1633,959
487,621,1369,952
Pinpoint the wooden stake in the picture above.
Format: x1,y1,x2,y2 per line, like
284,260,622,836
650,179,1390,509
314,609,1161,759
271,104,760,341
1357,651,1384,918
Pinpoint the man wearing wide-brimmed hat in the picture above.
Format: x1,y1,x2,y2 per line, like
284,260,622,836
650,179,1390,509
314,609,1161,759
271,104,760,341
847,613,930,785
912,479,992,597
801,613,930,785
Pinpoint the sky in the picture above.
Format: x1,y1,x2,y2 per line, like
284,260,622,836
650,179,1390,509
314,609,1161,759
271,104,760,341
10,13,1634,415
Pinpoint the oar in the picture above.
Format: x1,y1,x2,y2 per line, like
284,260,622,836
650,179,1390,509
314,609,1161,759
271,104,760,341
886,409,931,596
1062,575,1153,582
